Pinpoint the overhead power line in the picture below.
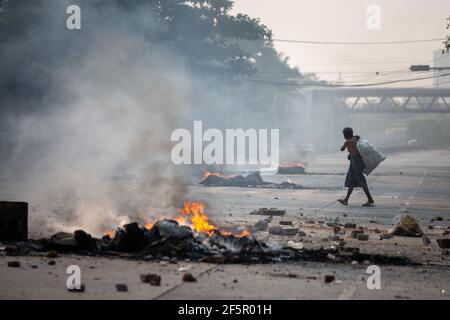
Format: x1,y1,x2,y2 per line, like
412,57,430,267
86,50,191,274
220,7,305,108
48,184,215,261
236,72,450,88
286,56,445,67
271,37,445,45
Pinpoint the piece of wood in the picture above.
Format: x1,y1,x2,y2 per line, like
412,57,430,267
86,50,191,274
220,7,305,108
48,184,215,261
0,201,28,241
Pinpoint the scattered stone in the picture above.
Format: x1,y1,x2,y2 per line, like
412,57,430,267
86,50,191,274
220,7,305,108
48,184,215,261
328,235,341,241
7,261,20,268
341,247,360,254
388,214,423,237
350,230,364,239
253,219,269,232
48,260,56,266
432,216,443,222
140,274,161,286
269,272,298,279
143,255,154,261
46,250,58,258
333,226,341,234
380,233,394,240
31,264,38,269
178,265,192,272
169,257,178,264
297,230,307,237
199,255,226,264
268,227,299,236
327,253,337,261
286,241,304,250
279,221,293,226
68,284,85,292
357,234,369,241
437,239,450,249
345,223,357,229
115,284,128,292
369,220,377,224
326,222,339,228
250,208,286,216
324,275,335,283
182,273,197,282
374,228,381,234
342,214,348,217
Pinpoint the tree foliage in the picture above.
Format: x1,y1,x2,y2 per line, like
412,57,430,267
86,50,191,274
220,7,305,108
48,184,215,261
0,0,309,104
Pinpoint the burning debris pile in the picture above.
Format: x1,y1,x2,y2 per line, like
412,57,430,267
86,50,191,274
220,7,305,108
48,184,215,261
1,201,417,266
5,221,417,266
19,219,289,263
200,172,302,189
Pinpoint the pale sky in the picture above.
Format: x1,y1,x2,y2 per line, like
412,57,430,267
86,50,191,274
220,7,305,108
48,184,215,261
233,0,450,87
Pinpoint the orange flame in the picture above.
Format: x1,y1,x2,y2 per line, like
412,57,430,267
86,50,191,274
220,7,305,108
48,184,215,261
202,171,239,180
175,216,188,225
104,230,115,238
102,201,249,239
144,221,154,230
177,201,249,238
178,201,218,235
202,171,226,179
219,229,250,238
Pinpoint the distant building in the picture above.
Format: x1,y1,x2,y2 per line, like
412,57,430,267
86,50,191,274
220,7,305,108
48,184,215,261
433,50,450,88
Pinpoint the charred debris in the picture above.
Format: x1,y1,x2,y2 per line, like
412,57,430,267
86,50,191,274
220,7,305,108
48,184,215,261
2,219,416,266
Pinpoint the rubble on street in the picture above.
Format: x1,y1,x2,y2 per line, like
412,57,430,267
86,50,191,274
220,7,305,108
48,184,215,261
389,215,424,237
201,172,302,189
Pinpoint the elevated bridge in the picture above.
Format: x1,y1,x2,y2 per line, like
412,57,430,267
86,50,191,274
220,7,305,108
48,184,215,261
304,88,450,113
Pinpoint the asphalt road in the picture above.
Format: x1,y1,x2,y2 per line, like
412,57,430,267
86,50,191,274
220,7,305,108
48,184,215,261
1,149,449,299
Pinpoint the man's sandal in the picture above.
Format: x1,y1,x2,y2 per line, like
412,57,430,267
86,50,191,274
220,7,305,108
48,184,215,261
337,199,348,206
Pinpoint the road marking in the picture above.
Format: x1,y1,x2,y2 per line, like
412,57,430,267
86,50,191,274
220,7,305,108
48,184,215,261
407,170,428,203
153,264,220,300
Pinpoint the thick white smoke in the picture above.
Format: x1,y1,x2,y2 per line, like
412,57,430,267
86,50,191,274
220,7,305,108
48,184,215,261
3,13,195,236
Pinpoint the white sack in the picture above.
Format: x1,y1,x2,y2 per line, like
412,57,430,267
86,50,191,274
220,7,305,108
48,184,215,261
356,139,386,175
